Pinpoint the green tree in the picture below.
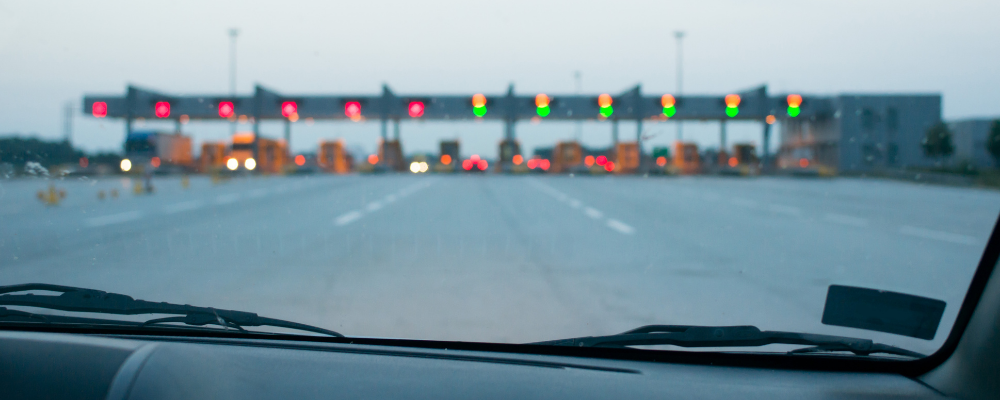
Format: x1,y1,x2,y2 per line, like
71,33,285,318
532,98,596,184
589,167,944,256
987,120,1000,167
921,122,954,160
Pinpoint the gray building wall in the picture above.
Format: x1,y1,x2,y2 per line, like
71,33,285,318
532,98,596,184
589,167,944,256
948,118,999,168
777,94,941,172
835,94,941,171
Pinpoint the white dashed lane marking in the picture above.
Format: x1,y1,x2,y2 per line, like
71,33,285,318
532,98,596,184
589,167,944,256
529,179,635,235
334,180,435,227
899,226,979,246
334,211,364,226
214,193,242,205
86,211,143,227
163,200,204,214
824,213,869,227
607,219,636,235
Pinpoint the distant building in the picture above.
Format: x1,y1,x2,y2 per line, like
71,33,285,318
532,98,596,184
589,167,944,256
948,118,999,168
778,94,941,172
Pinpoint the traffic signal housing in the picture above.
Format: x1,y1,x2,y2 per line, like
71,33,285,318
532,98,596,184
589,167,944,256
472,94,487,117
535,94,550,117
661,94,676,118
786,94,802,117
598,94,613,118
724,94,740,118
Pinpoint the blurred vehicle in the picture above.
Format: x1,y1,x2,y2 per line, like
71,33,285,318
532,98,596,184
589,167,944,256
121,130,192,174
460,154,489,173
226,132,288,174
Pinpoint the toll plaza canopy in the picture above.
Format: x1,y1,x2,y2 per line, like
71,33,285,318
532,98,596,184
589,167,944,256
83,84,833,123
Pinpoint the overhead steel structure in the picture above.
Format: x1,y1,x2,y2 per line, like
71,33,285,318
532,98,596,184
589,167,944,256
83,84,833,168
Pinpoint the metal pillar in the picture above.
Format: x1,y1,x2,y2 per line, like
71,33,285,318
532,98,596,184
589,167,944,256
720,120,727,152
175,119,182,133
393,118,400,141
380,118,387,140
675,31,685,141
228,28,239,135
504,119,515,141
62,102,73,143
126,118,133,137
762,122,772,172
284,119,291,148
612,119,619,145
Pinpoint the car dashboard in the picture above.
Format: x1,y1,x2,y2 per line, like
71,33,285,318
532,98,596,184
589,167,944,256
0,330,947,400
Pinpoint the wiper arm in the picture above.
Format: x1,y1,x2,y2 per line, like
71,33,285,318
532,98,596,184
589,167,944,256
530,325,924,358
0,283,344,338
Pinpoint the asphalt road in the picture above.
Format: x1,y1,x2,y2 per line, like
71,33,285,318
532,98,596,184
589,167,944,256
1,173,998,355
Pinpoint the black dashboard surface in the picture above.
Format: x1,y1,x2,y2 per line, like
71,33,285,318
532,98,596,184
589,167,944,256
0,331,946,400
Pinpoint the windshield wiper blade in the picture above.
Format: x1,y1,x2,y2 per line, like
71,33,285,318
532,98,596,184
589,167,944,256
0,283,344,338
530,325,924,358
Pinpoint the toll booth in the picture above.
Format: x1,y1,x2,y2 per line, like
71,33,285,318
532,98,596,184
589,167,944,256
652,146,671,169
318,140,351,174
379,140,405,171
673,142,700,175
255,138,288,174
551,141,583,173
199,142,227,173
732,143,758,165
614,142,640,174
437,140,459,172
498,139,521,172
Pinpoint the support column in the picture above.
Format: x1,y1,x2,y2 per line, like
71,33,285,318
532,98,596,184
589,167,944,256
284,119,291,149
762,121,772,172
393,118,400,141
126,118,133,137
636,119,643,147
380,118,387,140
720,120,727,152
175,119,182,133
612,119,619,145
504,119,515,141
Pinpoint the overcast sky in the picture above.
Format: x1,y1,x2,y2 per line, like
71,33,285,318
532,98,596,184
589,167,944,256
1,0,997,157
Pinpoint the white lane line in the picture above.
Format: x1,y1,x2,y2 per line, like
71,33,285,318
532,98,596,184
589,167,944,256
528,178,634,234
334,179,436,227
824,213,868,227
334,211,364,226
769,204,801,217
607,219,636,234
214,193,242,205
163,200,204,214
86,211,143,227
900,226,979,246
584,207,603,219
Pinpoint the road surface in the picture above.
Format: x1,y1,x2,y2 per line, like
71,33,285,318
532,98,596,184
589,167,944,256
1,173,997,355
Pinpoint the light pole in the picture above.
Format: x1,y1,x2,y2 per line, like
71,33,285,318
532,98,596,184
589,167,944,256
574,70,582,141
229,28,239,134
674,30,685,142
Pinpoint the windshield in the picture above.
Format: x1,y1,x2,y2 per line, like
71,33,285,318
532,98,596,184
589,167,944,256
2,1,999,359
